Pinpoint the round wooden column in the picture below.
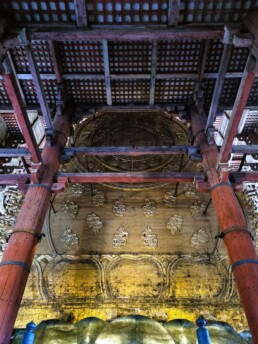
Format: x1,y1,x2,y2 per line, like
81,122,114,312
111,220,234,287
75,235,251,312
211,184,258,343
0,110,71,343
190,103,258,342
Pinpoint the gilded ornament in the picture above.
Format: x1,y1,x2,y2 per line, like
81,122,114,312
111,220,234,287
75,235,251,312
143,198,156,217
191,227,209,247
92,189,105,206
163,191,176,207
87,214,103,234
167,215,183,235
190,201,206,218
61,226,79,247
62,200,78,218
141,225,158,248
113,225,129,248
113,197,126,217
72,183,84,196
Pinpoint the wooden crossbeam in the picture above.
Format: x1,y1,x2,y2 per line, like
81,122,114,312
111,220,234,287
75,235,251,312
48,41,63,84
2,68,41,163
102,40,112,106
74,0,88,28
149,41,158,105
217,53,257,164
168,0,181,26
24,44,53,129
206,43,233,132
57,172,205,183
27,27,224,41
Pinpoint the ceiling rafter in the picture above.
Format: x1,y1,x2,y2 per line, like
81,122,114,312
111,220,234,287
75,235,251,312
149,40,158,105
102,39,112,106
74,0,88,28
168,0,181,26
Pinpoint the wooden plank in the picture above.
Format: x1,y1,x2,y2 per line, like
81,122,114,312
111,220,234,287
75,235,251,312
149,41,158,105
6,51,26,105
198,40,210,80
57,171,205,183
0,145,198,157
168,0,181,26
218,54,257,164
28,27,224,42
74,0,87,28
102,40,112,106
205,43,233,132
2,72,41,163
0,174,31,184
0,72,245,81
24,44,53,129
48,41,63,84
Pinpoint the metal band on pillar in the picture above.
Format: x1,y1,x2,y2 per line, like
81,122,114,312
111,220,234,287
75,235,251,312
0,261,31,272
231,259,258,271
215,226,254,240
29,184,52,193
210,182,231,191
8,230,46,242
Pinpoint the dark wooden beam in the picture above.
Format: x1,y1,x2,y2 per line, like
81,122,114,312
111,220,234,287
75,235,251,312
198,40,210,80
0,145,198,157
24,44,53,129
0,71,245,82
217,53,257,164
2,69,41,163
149,40,158,105
205,43,233,132
57,171,205,183
48,41,63,84
6,51,26,105
27,27,224,41
74,0,88,28
0,174,31,184
168,0,181,26
102,39,112,106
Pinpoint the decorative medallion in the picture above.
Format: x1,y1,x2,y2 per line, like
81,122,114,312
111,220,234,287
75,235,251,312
167,215,183,235
92,189,105,206
143,198,156,217
62,200,78,218
61,226,79,247
191,227,209,247
184,183,196,197
163,191,176,207
141,226,158,248
190,201,206,218
73,112,188,189
87,214,103,234
113,225,129,248
113,197,126,217
72,183,84,196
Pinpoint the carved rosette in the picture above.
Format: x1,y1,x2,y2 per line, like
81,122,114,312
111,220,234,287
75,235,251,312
61,226,79,247
184,183,196,197
72,183,85,196
191,227,209,247
62,200,78,218
190,201,206,218
87,214,103,235
113,197,126,217
113,225,129,248
163,191,176,207
141,226,158,248
92,189,105,206
0,186,23,251
167,215,183,235
143,198,156,217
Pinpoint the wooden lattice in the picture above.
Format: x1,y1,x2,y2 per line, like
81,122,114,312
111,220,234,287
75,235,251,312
0,81,10,105
179,0,258,24
58,41,103,73
157,40,202,73
65,80,107,103
86,0,168,25
205,40,224,73
112,80,149,103
109,42,152,73
219,78,241,106
155,79,195,103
